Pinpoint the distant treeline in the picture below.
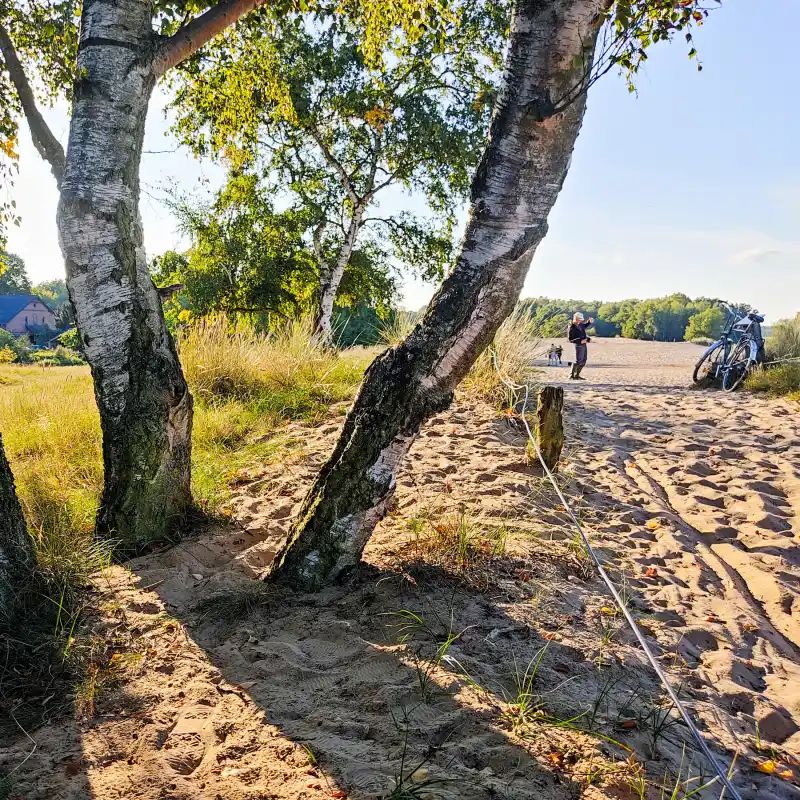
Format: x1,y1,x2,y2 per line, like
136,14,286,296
519,294,749,342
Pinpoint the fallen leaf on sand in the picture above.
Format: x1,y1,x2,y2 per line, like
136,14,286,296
756,760,776,775
645,568,658,577
542,632,560,640
547,752,563,768
599,606,615,615
645,520,661,531
332,792,348,798
779,769,793,780
704,616,715,622
620,719,637,729
743,623,759,632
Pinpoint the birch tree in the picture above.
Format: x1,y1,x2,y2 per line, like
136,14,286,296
0,433,31,619
171,3,508,339
268,0,717,589
0,0,439,547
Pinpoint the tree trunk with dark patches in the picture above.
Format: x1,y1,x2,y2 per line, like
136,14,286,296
535,386,564,472
0,433,32,619
56,0,193,548
268,0,606,590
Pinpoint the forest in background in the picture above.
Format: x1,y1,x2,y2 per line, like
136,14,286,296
519,293,749,343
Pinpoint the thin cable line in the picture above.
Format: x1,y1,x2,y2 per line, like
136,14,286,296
491,349,741,800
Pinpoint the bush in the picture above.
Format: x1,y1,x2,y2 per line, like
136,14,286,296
31,346,86,366
745,364,800,398
56,327,83,354
0,329,32,362
461,307,544,406
0,345,16,363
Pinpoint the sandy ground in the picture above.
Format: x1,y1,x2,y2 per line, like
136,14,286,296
2,339,799,799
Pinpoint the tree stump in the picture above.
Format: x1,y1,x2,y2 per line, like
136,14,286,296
535,386,564,472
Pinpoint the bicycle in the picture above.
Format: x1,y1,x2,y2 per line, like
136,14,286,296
692,302,738,384
720,310,766,392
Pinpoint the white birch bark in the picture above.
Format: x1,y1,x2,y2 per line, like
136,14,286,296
270,0,608,589
315,204,366,340
56,0,192,547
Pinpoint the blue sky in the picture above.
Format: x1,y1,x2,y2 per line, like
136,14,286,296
6,0,799,323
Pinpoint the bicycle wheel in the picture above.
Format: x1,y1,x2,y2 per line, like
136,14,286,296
693,342,724,384
722,341,752,392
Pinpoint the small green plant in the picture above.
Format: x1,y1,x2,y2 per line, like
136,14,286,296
501,646,549,731
405,505,508,584
658,747,727,799
386,609,465,703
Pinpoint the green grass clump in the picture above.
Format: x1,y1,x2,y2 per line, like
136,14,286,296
0,365,104,579
745,363,800,399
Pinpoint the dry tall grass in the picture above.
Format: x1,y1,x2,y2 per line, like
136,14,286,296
462,308,545,406
767,313,800,360
179,315,371,404
178,316,375,505
0,366,106,596
379,310,419,346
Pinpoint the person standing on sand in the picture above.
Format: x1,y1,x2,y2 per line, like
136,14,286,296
568,312,594,380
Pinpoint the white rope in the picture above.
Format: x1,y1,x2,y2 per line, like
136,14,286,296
491,350,742,800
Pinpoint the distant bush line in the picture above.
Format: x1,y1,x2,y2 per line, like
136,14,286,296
518,294,746,342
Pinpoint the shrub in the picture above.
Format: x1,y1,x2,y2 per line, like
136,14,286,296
745,364,800,398
56,327,83,354
31,346,86,366
0,329,32,362
0,345,16,363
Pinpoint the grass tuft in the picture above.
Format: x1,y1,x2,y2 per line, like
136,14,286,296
745,363,800,398
462,307,544,407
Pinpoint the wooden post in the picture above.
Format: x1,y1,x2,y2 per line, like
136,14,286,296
535,386,564,472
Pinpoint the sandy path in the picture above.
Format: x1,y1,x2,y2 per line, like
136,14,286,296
546,338,800,758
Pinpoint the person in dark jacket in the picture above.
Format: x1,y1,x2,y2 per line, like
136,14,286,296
567,312,594,380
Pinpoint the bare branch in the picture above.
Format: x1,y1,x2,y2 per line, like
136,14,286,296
0,22,64,186
152,0,266,77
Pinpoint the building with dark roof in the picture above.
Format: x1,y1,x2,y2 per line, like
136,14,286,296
0,295,57,342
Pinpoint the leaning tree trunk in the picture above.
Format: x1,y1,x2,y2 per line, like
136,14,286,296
0,433,33,619
314,205,366,340
269,0,607,589
56,0,193,548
